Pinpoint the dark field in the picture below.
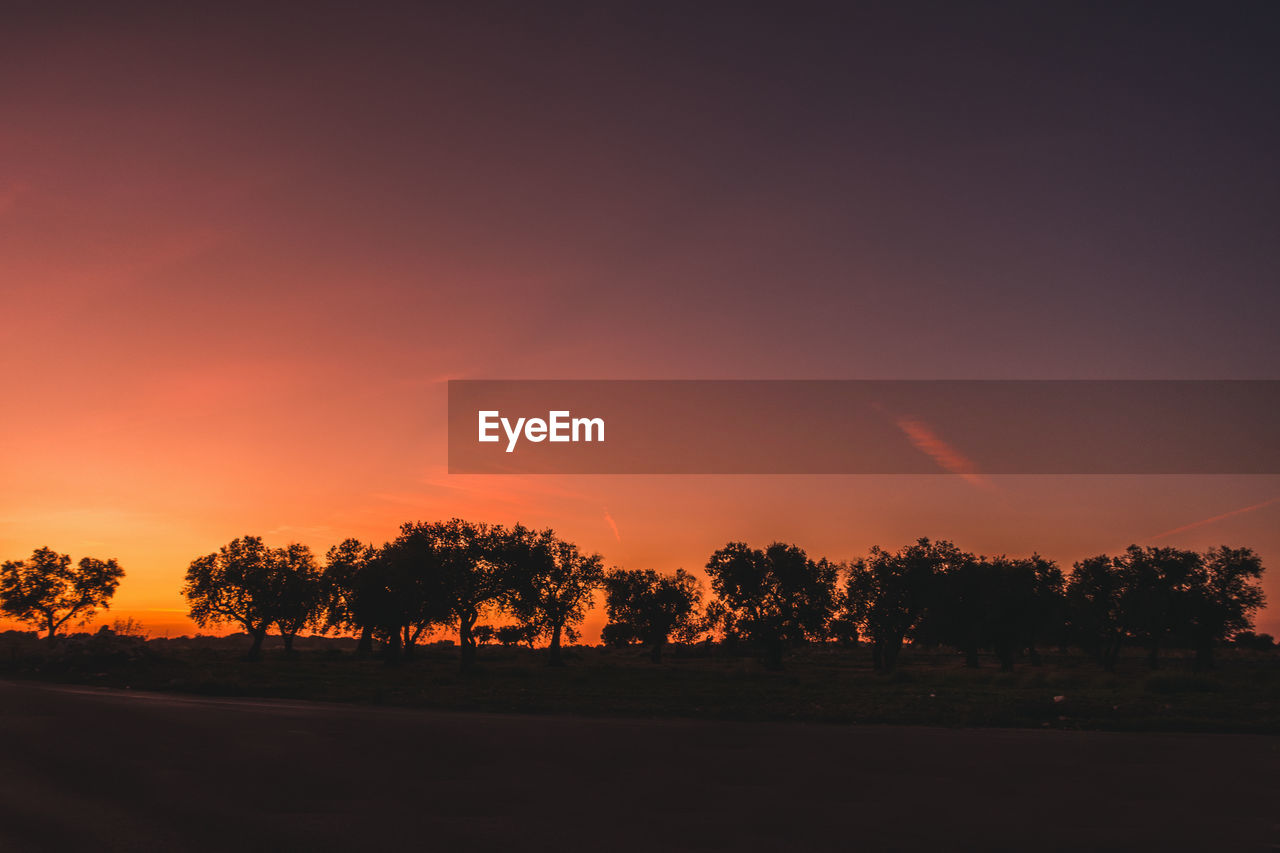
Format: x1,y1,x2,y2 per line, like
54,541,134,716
0,678,1277,852
4,634,1278,734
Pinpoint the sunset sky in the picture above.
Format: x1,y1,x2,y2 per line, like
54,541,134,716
3,2,1279,639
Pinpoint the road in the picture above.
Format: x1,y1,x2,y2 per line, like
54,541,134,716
0,679,1275,852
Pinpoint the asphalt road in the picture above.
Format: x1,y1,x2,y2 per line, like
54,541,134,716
0,679,1275,852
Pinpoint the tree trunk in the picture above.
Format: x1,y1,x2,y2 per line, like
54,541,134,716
1028,643,1042,667
246,628,266,661
1146,644,1159,670
282,632,294,654
384,630,403,663
650,638,665,664
1195,643,1215,670
547,623,564,666
964,645,980,668
459,615,476,673
356,626,373,656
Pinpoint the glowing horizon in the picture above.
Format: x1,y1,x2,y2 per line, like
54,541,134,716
4,4,1279,640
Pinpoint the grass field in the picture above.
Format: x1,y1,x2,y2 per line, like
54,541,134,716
3,633,1277,734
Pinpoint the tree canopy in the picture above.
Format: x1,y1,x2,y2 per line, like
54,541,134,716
845,538,968,672
380,519,515,670
182,536,322,659
705,541,838,667
0,546,124,641
506,529,605,665
602,568,702,662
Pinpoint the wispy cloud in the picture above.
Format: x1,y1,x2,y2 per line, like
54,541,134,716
894,416,992,490
603,509,621,543
1147,496,1280,541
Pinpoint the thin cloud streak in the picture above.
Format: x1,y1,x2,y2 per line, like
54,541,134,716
894,416,993,490
603,509,621,543
1147,496,1280,541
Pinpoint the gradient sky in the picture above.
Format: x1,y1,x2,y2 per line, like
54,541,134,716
3,1,1279,639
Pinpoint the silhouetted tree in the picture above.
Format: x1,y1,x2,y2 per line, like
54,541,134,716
846,538,967,672
369,526,456,661
384,519,513,671
984,556,1068,671
1233,630,1275,652
496,624,536,647
1118,545,1203,669
0,547,124,643
701,599,740,647
914,550,989,667
827,584,861,646
183,535,316,660
1066,554,1127,671
321,539,381,655
473,624,496,645
705,542,837,668
506,530,604,666
910,552,1064,671
1024,555,1068,664
1184,546,1266,667
1067,545,1267,670
603,568,702,662
272,543,323,654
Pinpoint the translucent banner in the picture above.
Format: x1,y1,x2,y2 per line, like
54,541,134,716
447,380,1280,475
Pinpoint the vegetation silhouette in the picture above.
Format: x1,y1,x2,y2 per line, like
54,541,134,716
505,529,604,666
320,538,381,655
845,538,966,673
602,568,702,662
182,536,321,660
0,547,124,643
703,542,839,669
5,523,1269,684
1066,545,1266,670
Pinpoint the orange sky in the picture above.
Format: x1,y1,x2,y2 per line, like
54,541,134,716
3,4,1279,640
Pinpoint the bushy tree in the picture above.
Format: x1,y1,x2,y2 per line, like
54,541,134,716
1024,555,1068,663
603,568,702,662
506,530,604,666
273,543,323,653
321,539,382,655
496,624,536,647
0,547,124,642
1068,545,1267,670
1233,630,1275,652
371,525,461,660
183,535,322,660
1185,546,1266,667
1066,554,1127,671
1119,546,1203,668
919,554,1066,671
912,550,989,667
979,556,1066,671
845,538,967,672
382,519,514,671
705,542,837,667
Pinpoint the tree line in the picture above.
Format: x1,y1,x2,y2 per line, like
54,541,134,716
0,524,1269,673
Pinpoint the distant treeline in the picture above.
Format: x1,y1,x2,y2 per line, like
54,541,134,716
0,521,1270,673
